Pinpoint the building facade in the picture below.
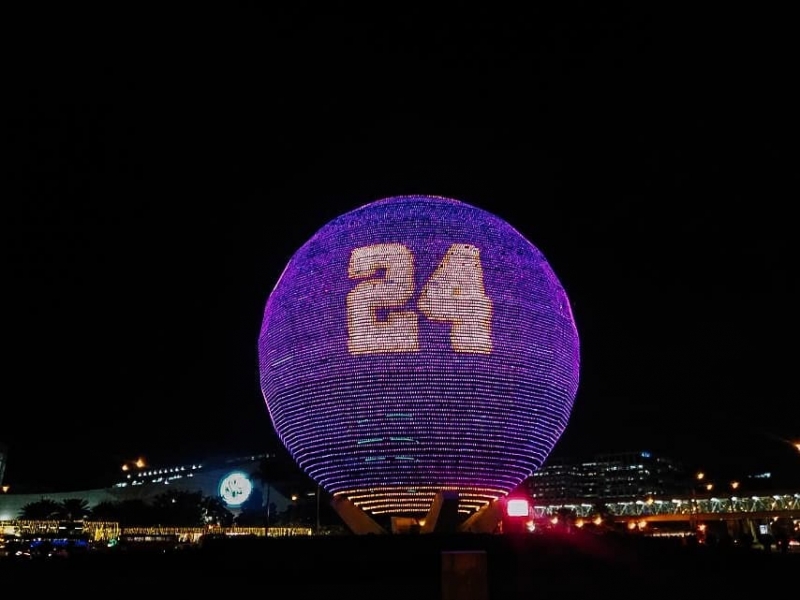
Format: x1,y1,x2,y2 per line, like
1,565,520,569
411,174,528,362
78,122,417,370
0,452,291,522
527,451,687,502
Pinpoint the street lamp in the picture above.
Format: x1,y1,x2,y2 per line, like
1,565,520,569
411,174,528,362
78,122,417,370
290,494,299,525
690,471,705,532
691,471,742,535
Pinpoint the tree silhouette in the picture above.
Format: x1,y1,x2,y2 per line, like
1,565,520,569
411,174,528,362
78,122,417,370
60,498,91,521
251,446,319,528
89,499,154,526
234,486,266,527
201,495,234,527
113,499,152,526
251,453,282,528
19,498,62,520
91,500,122,523
151,490,205,526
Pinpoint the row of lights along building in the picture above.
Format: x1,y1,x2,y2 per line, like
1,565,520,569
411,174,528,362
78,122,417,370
0,445,676,501
526,451,688,502
2,442,784,508
523,450,786,502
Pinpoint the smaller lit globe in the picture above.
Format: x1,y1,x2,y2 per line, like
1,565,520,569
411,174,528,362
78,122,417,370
219,471,253,507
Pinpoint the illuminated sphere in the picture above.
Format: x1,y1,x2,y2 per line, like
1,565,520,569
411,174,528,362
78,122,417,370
219,471,254,507
258,195,580,516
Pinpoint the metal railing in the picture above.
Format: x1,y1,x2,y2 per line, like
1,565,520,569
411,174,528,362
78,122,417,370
532,492,800,519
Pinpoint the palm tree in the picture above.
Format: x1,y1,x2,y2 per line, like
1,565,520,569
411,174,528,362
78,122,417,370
234,487,266,527
19,498,62,520
151,490,205,526
251,443,312,529
60,498,91,521
91,500,122,523
115,499,152,526
251,451,284,529
201,495,234,526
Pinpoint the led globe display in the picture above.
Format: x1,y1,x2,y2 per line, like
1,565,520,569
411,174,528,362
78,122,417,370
258,195,580,515
219,471,253,507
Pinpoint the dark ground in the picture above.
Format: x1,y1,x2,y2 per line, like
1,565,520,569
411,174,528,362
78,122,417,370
1,533,796,598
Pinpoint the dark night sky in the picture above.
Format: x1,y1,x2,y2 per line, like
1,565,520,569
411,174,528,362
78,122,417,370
4,8,798,491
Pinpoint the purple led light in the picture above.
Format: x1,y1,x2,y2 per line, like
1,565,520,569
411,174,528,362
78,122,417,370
258,195,580,515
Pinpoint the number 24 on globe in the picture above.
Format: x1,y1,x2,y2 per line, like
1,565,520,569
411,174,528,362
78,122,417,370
346,242,494,355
